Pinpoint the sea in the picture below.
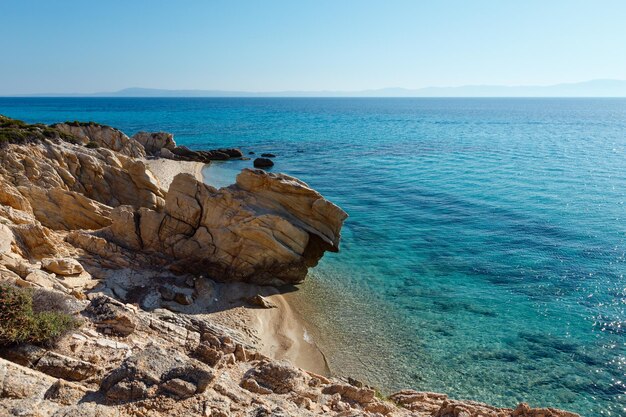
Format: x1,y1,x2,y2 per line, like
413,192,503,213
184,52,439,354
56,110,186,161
1,97,625,416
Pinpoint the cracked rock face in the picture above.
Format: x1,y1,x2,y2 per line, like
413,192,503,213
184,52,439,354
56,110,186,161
53,123,146,158
0,141,164,231
101,170,348,285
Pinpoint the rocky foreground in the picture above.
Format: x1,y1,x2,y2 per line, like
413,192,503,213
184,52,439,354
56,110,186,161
0,116,579,416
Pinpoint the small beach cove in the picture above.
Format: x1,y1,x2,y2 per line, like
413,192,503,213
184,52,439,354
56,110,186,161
145,157,331,376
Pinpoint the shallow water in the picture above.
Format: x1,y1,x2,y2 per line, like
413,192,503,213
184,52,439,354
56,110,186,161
2,97,626,416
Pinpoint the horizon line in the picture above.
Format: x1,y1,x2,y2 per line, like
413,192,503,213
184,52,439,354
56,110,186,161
3,78,626,98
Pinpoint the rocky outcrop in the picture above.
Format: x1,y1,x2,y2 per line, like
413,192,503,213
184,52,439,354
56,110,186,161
94,170,347,285
131,131,176,155
0,141,164,231
53,122,146,158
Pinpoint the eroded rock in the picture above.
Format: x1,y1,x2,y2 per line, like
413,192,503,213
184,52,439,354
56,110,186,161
100,170,347,285
84,296,137,337
42,257,84,275
100,344,213,402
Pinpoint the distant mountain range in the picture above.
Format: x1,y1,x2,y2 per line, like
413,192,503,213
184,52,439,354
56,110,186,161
11,79,626,97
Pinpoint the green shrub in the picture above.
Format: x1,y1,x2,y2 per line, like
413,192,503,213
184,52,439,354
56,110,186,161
0,284,79,346
0,115,81,146
85,141,99,149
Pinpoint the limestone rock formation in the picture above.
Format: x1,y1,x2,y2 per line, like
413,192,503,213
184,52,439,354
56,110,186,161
0,141,164,231
97,169,348,285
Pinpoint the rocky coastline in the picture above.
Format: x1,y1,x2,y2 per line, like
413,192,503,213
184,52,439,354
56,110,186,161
0,115,579,417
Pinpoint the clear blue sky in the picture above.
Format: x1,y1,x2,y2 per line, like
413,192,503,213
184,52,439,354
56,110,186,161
1,0,625,94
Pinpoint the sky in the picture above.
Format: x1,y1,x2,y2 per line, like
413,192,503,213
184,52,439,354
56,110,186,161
1,0,625,95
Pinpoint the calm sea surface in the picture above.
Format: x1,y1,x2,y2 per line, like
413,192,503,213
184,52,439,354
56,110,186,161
1,97,625,416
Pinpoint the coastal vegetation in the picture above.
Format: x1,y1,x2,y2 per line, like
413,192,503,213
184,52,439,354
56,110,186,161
0,284,79,346
0,115,79,146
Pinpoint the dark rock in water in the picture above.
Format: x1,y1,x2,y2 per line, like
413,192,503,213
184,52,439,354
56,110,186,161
218,148,243,158
200,150,230,161
261,153,276,158
253,158,274,168
171,146,242,162
171,145,203,160
248,151,255,155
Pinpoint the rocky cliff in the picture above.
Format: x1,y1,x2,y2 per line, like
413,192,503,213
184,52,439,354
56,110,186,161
0,115,579,417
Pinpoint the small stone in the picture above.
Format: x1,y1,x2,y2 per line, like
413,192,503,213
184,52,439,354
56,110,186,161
72,333,87,341
159,285,176,301
161,378,197,399
44,379,90,405
260,153,276,158
96,338,130,350
241,378,272,395
174,292,193,305
246,294,277,309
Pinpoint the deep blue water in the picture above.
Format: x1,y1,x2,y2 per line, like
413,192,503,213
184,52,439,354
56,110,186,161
1,97,626,416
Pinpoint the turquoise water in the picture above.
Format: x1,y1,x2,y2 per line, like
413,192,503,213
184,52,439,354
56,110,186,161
1,98,626,416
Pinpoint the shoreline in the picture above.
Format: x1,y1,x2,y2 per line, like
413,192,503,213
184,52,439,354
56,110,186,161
148,156,331,375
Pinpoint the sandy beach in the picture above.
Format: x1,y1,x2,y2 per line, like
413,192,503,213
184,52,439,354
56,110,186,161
144,157,328,375
144,158,205,190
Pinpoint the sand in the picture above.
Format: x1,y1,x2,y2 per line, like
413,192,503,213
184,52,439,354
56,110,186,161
253,290,330,375
143,158,205,190
197,281,330,376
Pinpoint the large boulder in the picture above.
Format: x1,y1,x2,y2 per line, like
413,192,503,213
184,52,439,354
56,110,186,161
253,157,274,168
132,131,176,155
98,169,347,285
